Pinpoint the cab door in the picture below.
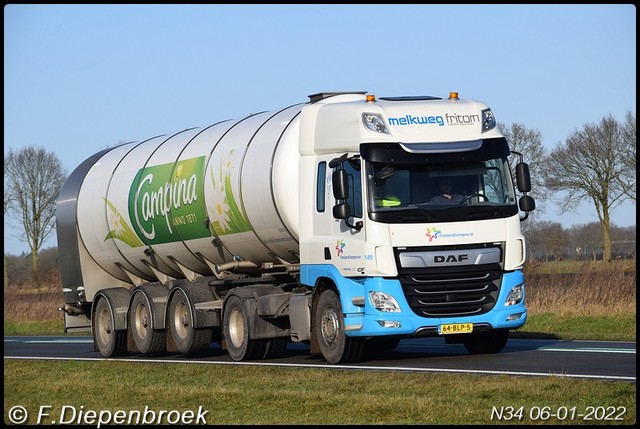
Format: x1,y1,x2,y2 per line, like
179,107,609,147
330,157,366,276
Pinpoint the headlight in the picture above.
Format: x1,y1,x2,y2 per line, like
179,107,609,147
505,284,524,306
369,291,401,312
362,113,390,134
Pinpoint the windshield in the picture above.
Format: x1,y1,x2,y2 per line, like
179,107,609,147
366,157,518,223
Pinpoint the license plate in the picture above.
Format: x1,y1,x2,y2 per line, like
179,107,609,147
439,323,473,334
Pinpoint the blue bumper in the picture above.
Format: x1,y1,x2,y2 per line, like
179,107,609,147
301,264,527,337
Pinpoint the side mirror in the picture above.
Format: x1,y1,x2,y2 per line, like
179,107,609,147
333,202,363,230
516,162,531,193
519,195,535,212
333,202,351,220
332,169,349,200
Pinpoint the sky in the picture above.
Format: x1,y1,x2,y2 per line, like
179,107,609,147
3,4,636,256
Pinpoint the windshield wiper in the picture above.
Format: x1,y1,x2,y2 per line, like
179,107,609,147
463,206,500,220
395,207,438,222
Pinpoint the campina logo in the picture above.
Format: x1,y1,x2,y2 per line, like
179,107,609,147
426,226,441,242
129,156,208,245
336,239,345,257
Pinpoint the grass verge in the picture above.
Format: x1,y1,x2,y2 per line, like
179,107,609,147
4,360,636,425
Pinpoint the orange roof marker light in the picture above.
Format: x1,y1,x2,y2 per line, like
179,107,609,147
448,91,459,100
366,94,376,102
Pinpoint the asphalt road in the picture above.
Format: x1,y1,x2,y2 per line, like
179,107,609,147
4,336,636,382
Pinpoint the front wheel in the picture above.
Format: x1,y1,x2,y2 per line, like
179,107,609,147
315,289,365,364
94,298,127,357
463,330,509,354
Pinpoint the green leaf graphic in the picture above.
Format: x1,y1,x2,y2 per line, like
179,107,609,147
103,198,144,247
208,152,252,236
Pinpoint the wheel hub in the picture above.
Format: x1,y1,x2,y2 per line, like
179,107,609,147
320,308,339,345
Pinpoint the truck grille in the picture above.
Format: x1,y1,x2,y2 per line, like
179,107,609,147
400,270,501,317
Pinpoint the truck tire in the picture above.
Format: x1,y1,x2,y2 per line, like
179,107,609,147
315,289,365,364
129,292,166,354
94,297,127,357
168,289,212,354
223,295,266,361
463,330,509,354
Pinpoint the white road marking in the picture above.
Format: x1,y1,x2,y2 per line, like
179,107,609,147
4,355,635,382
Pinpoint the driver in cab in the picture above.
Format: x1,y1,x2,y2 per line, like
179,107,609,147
429,179,464,204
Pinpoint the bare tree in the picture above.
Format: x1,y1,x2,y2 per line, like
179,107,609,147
611,224,636,259
520,219,548,262
619,111,636,201
521,219,570,262
543,222,570,261
498,122,548,209
568,223,603,261
543,114,635,262
4,146,67,284
4,161,16,289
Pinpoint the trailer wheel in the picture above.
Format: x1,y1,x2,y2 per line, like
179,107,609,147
315,289,365,364
168,289,212,354
94,297,127,357
223,295,266,361
130,292,166,354
463,330,509,354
